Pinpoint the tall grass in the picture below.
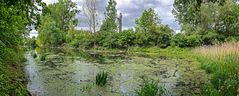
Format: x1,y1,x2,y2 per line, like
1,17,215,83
194,42,239,96
194,42,239,57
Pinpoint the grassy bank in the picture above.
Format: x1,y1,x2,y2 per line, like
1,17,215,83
194,42,239,96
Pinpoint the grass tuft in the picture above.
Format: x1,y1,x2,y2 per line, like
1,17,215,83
96,71,108,86
135,79,164,96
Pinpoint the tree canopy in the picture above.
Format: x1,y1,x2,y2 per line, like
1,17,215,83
100,0,117,32
37,0,79,47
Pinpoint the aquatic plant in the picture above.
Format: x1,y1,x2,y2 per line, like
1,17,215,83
136,79,164,96
40,54,46,61
96,71,108,86
194,42,239,96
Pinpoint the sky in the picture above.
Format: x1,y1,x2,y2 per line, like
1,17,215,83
30,0,180,37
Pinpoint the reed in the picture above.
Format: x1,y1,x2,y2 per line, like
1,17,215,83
194,42,239,96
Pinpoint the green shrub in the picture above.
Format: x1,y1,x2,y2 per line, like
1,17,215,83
96,71,108,86
136,79,164,96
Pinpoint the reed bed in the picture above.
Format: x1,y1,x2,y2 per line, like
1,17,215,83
193,42,239,96
194,42,239,57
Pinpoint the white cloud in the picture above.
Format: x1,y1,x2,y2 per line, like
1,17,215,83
42,0,57,4
29,30,38,38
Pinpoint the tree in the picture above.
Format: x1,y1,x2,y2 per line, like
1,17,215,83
135,8,160,33
135,8,173,47
83,0,97,33
173,0,239,45
0,0,45,95
37,15,64,47
37,0,79,47
100,0,117,32
173,0,226,29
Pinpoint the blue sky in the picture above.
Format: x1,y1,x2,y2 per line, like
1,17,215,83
30,0,180,37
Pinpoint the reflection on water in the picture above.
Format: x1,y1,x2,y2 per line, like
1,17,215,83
25,48,208,96
25,53,46,95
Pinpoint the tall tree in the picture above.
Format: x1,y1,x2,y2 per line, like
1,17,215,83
83,0,97,33
100,0,117,32
135,8,173,47
37,0,79,47
135,8,160,33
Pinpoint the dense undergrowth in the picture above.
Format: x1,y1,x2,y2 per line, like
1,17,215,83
0,0,44,95
0,48,29,96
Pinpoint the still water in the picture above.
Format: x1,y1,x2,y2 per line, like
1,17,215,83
25,49,208,96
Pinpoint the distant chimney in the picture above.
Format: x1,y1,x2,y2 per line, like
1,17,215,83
118,13,122,32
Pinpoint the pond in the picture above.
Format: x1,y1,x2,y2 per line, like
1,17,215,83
25,49,209,96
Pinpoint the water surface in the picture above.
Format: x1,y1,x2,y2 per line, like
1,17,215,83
25,49,208,96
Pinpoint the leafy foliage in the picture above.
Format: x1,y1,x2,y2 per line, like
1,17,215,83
135,8,174,47
0,0,45,95
135,8,160,33
37,0,79,47
173,0,239,47
100,0,117,31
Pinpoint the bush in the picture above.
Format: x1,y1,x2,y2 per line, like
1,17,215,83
96,71,108,86
115,29,136,48
171,33,202,47
136,79,164,96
